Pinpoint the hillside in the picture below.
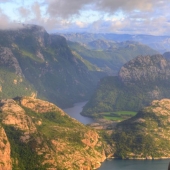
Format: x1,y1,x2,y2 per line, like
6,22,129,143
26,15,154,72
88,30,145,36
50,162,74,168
68,40,158,75
81,54,170,117
113,98,170,159
0,96,107,170
0,25,105,108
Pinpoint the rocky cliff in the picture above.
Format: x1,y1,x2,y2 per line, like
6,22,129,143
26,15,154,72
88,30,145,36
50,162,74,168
0,24,105,108
0,96,106,170
0,126,12,170
113,98,170,159
119,54,170,84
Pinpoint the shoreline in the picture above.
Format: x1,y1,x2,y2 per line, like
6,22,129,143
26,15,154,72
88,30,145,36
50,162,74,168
105,156,170,160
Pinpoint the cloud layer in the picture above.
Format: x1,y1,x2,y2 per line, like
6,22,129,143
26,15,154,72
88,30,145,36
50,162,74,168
0,0,170,35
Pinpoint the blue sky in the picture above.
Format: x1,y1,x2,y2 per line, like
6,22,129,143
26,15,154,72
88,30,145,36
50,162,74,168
0,0,170,35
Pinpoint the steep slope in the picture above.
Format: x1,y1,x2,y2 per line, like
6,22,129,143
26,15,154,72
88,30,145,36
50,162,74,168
0,96,106,170
81,54,170,117
0,126,11,170
113,99,170,159
68,40,158,75
0,25,104,108
0,46,34,99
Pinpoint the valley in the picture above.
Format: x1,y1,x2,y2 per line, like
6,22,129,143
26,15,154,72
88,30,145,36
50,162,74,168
2,0,170,169
1,24,170,170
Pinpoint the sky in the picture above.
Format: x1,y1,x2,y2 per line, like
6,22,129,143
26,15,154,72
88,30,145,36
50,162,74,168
0,0,170,35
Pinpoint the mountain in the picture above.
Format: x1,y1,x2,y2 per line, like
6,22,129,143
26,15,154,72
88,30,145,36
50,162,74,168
163,51,170,61
68,40,158,75
87,39,117,50
81,54,170,117
0,46,35,99
112,98,170,159
0,25,105,108
61,32,170,53
0,96,107,170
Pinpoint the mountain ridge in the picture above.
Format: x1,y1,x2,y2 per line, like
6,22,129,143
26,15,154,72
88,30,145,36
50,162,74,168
112,98,170,159
0,96,108,170
60,32,170,53
0,25,105,108
81,54,170,117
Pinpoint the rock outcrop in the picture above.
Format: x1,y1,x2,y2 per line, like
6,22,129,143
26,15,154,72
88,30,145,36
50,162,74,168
0,24,104,108
113,98,170,159
0,126,12,170
0,96,106,170
119,54,170,84
0,47,23,76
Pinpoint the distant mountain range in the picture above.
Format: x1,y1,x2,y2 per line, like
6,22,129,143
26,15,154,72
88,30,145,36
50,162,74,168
60,32,170,53
68,39,158,75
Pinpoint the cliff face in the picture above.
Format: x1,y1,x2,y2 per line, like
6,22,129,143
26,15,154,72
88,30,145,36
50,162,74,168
0,127,12,170
113,98,170,159
0,25,104,108
0,96,106,170
119,54,170,84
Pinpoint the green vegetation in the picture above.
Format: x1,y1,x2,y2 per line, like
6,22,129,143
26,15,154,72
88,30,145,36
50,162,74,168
0,67,34,99
68,41,158,74
102,111,136,121
4,126,47,170
81,76,145,117
20,49,44,63
112,99,170,159
0,26,105,108
81,55,170,119
0,97,106,169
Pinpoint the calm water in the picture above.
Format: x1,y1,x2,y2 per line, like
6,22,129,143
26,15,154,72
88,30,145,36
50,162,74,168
99,159,170,170
63,101,94,124
63,102,170,170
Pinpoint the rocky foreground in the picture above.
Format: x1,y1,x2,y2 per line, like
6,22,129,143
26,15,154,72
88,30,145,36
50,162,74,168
0,96,108,170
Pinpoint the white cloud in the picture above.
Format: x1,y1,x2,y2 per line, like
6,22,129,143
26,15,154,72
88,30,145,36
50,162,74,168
18,7,30,18
0,0,170,35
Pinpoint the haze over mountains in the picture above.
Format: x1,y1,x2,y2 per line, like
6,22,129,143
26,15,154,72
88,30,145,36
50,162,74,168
0,25,107,108
0,24,159,108
61,32,170,53
68,40,157,75
1,24,170,169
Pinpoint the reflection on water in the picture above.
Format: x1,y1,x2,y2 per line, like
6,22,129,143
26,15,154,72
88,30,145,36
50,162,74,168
99,159,170,170
63,101,94,124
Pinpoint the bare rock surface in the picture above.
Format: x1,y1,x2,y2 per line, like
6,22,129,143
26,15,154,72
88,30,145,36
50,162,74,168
119,54,170,84
0,96,107,169
0,126,12,170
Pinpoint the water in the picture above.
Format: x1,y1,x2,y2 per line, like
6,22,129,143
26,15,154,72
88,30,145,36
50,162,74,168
64,101,170,170
63,101,94,124
99,159,170,170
